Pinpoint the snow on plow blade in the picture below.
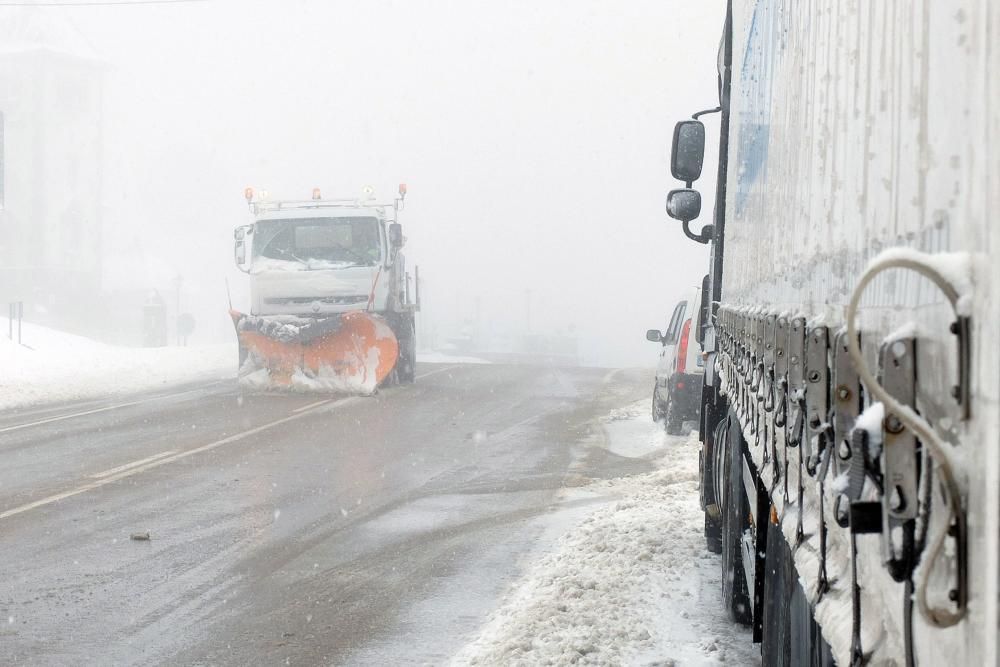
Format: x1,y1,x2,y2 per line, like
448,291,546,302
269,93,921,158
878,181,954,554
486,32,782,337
231,310,399,394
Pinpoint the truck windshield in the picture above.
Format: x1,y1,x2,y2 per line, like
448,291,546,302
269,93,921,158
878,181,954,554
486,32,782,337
252,216,381,267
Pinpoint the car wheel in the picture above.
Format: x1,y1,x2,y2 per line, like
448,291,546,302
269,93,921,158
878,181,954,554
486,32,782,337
664,395,685,435
651,385,664,422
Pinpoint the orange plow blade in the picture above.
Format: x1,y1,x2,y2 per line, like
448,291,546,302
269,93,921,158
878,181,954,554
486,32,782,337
232,310,399,394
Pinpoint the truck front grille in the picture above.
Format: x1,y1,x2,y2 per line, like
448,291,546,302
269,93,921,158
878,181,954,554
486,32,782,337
264,295,368,306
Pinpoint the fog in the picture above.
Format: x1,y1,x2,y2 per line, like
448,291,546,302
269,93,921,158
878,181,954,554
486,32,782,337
0,0,723,368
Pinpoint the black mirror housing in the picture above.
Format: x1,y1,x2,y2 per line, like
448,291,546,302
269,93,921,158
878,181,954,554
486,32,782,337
671,120,706,183
646,329,663,343
666,188,702,222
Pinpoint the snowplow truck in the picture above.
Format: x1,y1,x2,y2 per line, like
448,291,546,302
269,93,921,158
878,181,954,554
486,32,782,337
231,185,419,394
663,1,999,666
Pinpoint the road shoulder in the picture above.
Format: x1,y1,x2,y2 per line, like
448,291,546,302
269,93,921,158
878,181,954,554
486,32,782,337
450,400,759,666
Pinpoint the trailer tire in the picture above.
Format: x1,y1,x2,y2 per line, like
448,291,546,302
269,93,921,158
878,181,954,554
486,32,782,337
721,415,752,625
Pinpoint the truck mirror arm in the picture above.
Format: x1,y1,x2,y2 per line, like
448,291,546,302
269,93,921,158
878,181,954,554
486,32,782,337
692,106,722,120
682,220,714,244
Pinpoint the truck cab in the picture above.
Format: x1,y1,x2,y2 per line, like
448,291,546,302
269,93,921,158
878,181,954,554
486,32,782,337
236,206,404,318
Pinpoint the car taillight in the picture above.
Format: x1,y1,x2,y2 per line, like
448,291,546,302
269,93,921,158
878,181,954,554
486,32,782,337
676,319,691,375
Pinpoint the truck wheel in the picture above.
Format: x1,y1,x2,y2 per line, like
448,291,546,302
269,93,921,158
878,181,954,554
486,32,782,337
664,396,685,435
702,417,724,554
705,512,723,554
238,343,249,371
761,509,792,665
395,318,416,384
721,415,753,625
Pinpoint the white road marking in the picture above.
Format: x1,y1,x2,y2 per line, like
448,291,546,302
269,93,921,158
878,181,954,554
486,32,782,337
88,450,178,479
4,366,452,435
416,365,459,380
2,368,456,519
0,382,227,435
0,396,352,521
292,398,333,413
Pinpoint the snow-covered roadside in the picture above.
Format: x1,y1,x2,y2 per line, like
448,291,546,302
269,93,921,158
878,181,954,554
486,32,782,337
0,319,235,412
451,400,758,666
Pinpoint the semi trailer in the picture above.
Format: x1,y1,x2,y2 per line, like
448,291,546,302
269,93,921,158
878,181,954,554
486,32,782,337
664,2,999,664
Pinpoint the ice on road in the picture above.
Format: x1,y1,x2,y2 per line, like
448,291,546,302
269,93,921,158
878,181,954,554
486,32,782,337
452,401,758,666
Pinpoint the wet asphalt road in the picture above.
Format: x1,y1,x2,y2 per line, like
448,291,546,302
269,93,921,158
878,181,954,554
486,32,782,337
0,363,652,666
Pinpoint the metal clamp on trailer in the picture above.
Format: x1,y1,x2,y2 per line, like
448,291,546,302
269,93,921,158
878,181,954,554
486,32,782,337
832,329,862,528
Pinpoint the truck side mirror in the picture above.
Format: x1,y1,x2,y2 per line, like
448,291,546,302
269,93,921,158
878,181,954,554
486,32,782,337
389,223,404,248
646,329,663,343
234,225,252,270
671,120,705,183
666,188,702,222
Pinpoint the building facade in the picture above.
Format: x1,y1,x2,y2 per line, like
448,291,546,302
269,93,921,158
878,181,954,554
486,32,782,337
0,9,104,330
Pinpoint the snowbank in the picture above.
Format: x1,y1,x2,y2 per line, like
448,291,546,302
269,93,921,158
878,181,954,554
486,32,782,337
599,401,669,458
0,319,235,412
451,401,758,666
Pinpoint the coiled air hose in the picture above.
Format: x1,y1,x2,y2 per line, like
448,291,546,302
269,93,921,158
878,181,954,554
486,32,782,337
845,249,969,628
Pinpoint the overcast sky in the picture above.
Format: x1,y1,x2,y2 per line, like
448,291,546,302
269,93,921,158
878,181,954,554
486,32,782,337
19,0,724,366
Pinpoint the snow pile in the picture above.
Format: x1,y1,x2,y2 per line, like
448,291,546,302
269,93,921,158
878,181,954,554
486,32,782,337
452,412,758,666
599,401,667,458
0,319,234,411
235,313,310,343
244,347,382,396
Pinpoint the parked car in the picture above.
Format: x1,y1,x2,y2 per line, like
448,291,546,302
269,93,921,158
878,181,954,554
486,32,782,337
646,285,704,434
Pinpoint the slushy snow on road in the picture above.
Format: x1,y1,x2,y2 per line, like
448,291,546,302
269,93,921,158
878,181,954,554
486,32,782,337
452,400,758,666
